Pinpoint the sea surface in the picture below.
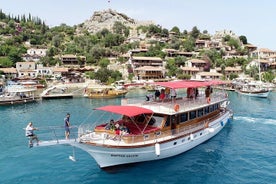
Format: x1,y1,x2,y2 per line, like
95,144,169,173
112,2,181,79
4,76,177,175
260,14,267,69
0,89,275,184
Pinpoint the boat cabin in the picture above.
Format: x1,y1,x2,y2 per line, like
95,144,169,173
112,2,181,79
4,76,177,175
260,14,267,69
92,101,222,144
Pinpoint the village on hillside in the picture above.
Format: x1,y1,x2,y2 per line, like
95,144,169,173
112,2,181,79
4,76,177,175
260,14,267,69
0,9,275,90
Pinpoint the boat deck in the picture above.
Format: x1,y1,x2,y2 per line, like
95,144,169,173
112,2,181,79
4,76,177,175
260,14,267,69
122,91,228,115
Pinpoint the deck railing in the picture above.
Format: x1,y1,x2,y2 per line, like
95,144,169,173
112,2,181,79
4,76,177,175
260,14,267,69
78,109,230,146
122,91,228,114
31,126,79,144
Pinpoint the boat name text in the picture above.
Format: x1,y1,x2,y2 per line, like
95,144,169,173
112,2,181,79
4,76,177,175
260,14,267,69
110,154,138,158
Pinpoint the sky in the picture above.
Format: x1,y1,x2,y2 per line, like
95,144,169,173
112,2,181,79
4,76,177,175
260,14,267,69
1,0,276,50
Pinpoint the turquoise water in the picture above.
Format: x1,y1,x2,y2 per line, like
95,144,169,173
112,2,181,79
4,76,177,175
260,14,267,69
0,90,275,184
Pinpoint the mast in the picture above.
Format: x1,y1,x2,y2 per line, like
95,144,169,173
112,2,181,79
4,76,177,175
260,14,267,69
258,49,261,81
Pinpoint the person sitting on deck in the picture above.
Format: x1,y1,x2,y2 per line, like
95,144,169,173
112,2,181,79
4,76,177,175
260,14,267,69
105,119,115,130
112,123,130,140
119,123,130,135
146,94,154,101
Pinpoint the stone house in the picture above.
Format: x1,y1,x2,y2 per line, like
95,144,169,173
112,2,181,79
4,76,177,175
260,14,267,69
133,66,166,80
16,62,36,78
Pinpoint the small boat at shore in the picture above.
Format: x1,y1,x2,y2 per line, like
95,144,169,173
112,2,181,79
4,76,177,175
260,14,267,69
234,81,271,98
85,86,128,99
0,85,38,105
234,50,272,98
32,80,233,169
236,85,270,98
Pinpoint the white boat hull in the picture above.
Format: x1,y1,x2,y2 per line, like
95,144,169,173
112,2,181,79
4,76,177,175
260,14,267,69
237,90,270,98
75,112,231,168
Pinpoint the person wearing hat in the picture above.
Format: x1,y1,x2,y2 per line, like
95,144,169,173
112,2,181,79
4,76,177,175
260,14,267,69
64,113,70,139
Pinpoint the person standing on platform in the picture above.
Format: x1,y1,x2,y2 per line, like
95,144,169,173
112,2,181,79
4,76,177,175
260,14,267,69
64,113,71,139
165,87,170,99
170,88,177,103
25,122,39,147
154,89,161,101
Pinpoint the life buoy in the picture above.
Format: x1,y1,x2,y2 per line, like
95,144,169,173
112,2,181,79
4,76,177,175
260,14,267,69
207,97,211,103
174,104,180,112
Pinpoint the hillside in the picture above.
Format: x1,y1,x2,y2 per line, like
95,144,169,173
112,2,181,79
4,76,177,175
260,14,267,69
76,9,154,36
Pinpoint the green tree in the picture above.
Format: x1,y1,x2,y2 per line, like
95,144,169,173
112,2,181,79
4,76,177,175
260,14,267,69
8,48,23,64
262,71,275,82
99,58,110,68
191,26,200,39
239,35,247,44
94,68,111,83
228,37,240,49
166,58,177,77
0,57,13,67
161,28,169,37
229,73,239,80
147,24,162,36
183,36,195,52
112,21,129,37
170,26,180,35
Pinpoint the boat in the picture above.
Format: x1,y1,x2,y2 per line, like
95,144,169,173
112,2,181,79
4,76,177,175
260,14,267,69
235,81,270,98
234,50,271,98
0,85,38,105
85,86,128,99
40,86,74,99
33,80,233,169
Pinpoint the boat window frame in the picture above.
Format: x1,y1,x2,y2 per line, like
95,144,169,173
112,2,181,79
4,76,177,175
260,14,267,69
209,105,214,113
198,108,204,117
180,112,188,123
204,106,209,114
189,110,197,120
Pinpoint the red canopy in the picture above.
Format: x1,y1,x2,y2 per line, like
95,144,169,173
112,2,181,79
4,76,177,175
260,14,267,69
95,105,153,117
154,80,226,89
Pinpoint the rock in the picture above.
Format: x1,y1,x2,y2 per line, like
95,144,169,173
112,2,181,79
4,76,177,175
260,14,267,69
76,9,154,36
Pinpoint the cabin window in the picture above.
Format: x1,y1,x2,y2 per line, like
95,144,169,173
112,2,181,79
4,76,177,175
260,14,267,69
171,115,179,125
180,113,188,123
198,108,204,117
148,117,156,125
209,105,214,112
165,117,170,127
204,107,209,114
189,111,197,120
144,134,149,140
136,115,146,123
213,104,218,111
151,114,165,127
